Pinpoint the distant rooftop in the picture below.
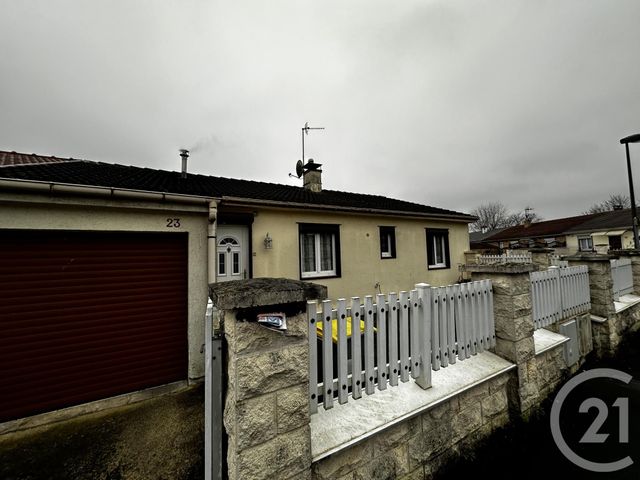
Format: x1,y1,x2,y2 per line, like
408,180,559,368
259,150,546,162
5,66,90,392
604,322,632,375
0,150,475,221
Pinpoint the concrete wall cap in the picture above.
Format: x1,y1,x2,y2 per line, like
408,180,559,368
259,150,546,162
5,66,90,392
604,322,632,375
527,248,554,253
465,264,538,274
564,253,616,262
209,277,327,310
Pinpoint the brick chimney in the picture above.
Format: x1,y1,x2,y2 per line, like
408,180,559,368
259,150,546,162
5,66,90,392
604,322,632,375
303,159,322,192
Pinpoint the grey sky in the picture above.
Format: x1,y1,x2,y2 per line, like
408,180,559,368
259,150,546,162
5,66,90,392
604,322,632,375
1,0,639,219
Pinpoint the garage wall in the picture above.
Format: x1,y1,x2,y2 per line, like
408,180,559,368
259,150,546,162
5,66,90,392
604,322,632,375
0,192,209,380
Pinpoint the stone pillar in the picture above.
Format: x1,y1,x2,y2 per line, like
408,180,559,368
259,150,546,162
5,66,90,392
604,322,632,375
467,264,537,414
528,247,553,270
565,254,615,318
609,249,640,295
209,278,327,480
464,250,479,265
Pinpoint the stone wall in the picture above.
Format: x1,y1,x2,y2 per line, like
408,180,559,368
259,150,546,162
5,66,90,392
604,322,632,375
592,306,640,357
312,375,510,480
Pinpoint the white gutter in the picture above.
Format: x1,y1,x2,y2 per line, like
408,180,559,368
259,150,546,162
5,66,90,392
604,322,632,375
0,177,218,205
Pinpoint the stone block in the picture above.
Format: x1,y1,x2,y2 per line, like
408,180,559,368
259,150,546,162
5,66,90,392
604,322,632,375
277,385,309,434
236,393,277,449
481,389,508,420
458,382,489,406
408,423,450,467
231,314,307,355
495,314,534,342
313,439,374,479
495,336,534,364
397,466,425,480
425,400,452,422
235,426,311,480
491,411,511,430
488,372,510,394
373,416,420,454
236,344,308,400
450,403,483,444
354,444,409,480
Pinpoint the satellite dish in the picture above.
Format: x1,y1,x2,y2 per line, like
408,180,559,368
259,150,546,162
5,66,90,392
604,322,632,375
295,159,304,178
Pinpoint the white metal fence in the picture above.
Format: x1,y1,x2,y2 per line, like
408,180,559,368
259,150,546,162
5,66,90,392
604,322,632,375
478,253,532,265
611,258,633,300
530,266,590,329
307,279,495,413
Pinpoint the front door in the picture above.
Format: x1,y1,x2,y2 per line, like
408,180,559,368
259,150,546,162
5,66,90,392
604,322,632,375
216,225,249,282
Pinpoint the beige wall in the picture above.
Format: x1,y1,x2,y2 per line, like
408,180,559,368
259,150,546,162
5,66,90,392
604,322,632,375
0,192,210,380
250,208,470,299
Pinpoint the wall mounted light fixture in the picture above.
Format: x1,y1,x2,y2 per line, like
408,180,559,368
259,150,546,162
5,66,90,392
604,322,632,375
264,232,273,249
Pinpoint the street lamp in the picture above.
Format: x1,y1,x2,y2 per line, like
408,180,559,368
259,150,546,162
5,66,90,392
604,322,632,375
620,133,640,249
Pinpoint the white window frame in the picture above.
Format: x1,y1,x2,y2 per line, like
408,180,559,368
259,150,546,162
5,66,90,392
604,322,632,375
578,236,593,252
429,233,447,268
300,232,337,278
381,231,393,258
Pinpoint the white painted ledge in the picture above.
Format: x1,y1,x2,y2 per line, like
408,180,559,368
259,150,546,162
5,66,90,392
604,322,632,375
614,294,640,314
533,328,569,356
310,351,514,461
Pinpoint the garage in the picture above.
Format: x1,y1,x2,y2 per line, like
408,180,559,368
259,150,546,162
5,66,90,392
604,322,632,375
0,230,188,423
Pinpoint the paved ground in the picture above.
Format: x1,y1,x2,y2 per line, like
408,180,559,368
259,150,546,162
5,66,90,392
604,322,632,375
0,384,204,480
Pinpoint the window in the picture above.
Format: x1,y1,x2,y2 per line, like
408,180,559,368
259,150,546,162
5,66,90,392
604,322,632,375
426,229,450,269
299,224,341,279
379,226,396,259
578,236,593,252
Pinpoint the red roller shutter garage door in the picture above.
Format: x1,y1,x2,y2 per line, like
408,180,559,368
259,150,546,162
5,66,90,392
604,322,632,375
0,230,188,423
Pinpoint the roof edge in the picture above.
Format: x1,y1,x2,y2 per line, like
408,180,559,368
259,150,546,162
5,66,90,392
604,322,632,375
220,196,476,222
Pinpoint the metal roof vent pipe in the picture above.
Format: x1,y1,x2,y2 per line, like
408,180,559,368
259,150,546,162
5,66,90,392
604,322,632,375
179,149,189,178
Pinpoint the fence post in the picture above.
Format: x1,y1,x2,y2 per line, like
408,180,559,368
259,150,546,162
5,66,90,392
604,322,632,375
415,283,432,389
467,263,537,415
528,247,553,270
209,278,327,480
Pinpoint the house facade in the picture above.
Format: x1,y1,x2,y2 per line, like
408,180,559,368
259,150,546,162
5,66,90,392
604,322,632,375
484,209,636,255
0,151,473,424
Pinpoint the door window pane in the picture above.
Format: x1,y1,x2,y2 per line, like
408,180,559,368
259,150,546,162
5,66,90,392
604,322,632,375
232,252,240,275
218,252,226,275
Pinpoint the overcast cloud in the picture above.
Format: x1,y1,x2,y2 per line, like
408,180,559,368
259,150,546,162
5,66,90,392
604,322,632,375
1,0,640,219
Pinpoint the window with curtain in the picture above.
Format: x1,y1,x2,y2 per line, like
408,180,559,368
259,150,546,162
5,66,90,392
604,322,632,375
426,228,450,269
299,224,341,278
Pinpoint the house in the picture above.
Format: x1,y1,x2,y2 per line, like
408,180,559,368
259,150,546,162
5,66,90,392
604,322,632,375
563,208,636,253
468,228,505,252
484,209,636,255
0,150,474,424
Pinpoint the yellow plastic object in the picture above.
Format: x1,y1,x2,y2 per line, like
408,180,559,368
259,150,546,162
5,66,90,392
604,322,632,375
316,317,367,343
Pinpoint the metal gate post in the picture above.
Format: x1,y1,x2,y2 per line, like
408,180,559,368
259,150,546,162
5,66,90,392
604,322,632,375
205,298,223,480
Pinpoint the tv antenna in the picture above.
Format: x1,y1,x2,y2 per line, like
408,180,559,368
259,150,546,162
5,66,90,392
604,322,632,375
302,122,324,164
289,122,325,178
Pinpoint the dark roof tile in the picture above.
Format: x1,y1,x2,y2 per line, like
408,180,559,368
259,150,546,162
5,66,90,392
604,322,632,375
0,151,474,220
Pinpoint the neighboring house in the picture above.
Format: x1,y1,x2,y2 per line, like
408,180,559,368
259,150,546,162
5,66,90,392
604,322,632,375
484,209,636,255
0,150,474,424
564,208,635,253
469,228,505,252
